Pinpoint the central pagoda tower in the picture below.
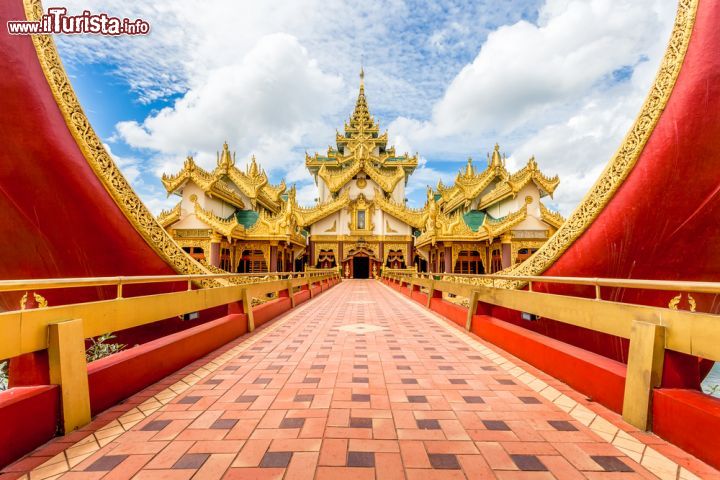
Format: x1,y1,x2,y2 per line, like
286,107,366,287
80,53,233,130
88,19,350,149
304,69,419,278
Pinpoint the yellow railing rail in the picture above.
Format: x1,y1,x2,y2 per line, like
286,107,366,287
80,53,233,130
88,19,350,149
389,271,720,295
380,271,720,431
0,269,341,433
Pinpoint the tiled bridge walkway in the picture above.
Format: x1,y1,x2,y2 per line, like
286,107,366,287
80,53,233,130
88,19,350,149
16,280,704,480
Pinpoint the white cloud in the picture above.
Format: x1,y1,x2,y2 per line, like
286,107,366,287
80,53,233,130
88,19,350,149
388,0,676,214
115,33,344,176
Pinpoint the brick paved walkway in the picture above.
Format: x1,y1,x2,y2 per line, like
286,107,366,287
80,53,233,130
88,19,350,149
10,280,716,479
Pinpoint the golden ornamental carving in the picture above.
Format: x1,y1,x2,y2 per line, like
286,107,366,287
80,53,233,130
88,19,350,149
23,0,223,288
383,243,409,265
501,0,698,289
668,293,697,313
20,292,48,310
314,242,339,265
347,194,375,234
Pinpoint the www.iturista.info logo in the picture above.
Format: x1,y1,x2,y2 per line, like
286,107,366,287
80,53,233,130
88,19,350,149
7,7,150,35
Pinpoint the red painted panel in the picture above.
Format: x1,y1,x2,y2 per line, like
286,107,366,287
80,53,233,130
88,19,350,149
429,298,466,328
410,291,428,305
253,298,292,328
87,313,247,415
293,289,311,306
0,386,59,468
472,315,626,412
653,389,720,470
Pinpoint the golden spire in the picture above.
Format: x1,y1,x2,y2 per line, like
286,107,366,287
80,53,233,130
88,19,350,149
465,157,475,176
248,154,259,177
217,141,234,169
490,143,503,167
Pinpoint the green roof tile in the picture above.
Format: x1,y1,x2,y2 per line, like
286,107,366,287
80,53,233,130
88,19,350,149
233,210,259,228
463,210,486,232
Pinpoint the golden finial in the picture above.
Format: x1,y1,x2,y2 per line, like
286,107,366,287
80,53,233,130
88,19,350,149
490,144,502,167
465,157,474,176
218,141,234,168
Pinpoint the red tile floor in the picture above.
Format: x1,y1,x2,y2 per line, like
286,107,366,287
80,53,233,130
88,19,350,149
3,280,718,479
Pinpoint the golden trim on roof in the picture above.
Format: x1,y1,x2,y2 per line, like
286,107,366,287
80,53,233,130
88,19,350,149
539,202,566,230
415,203,528,247
440,145,559,213
290,189,351,227
162,143,285,213
157,202,181,228
373,188,430,229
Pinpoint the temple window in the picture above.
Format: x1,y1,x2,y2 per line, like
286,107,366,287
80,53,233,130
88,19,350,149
454,250,484,274
491,249,503,273
357,210,366,229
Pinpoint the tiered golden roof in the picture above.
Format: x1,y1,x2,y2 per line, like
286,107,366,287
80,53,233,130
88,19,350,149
161,142,286,213
306,69,418,193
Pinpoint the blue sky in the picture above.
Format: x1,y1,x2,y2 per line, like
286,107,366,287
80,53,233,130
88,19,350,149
55,0,675,214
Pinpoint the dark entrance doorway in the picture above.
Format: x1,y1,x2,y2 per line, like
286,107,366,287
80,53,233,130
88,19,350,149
352,256,370,279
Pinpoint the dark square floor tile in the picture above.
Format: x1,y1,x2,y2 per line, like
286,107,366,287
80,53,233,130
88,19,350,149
294,394,314,402
393,355,406,359
280,417,306,428
463,396,485,404
347,451,375,467
239,355,253,360
173,453,209,469
430,355,444,360
389,347,401,351
223,366,238,371
480,365,495,370
141,420,171,431
401,378,418,384
210,418,238,430
518,396,541,404
416,419,441,430
352,377,369,383
548,420,578,431
354,365,368,369
303,377,320,383
591,456,634,472
178,396,201,404
439,366,454,371
407,395,427,403
397,366,411,370
204,378,222,385
85,455,129,471
254,378,271,384
260,451,293,468
311,364,325,369
428,454,460,470
497,379,515,385
350,417,373,428
483,420,510,431
236,395,259,403
449,379,467,385
352,393,371,402
511,454,548,471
